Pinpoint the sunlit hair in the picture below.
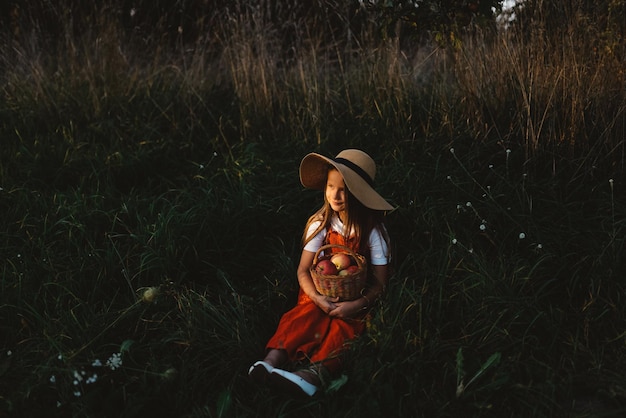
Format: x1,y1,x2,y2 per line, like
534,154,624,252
302,167,390,262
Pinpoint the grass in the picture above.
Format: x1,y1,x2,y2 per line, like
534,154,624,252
1,1,625,417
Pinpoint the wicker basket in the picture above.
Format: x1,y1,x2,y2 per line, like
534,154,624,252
310,244,367,301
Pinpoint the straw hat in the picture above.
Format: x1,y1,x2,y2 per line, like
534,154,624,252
299,149,394,211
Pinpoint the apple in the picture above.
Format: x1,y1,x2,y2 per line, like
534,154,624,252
338,265,359,276
331,253,352,271
316,259,338,275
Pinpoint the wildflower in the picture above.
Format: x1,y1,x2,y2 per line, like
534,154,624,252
92,359,102,367
86,374,98,384
213,151,218,157
50,375,56,384
107,353,123,370
57,354,63,361
519,232,526,240
74,391,81,397
466,201,472,207
6,350,11,356
130,8,136,17
479,224,486,231
447,175,452,180
489,164,494,169
452,239,458,245
450,148,455,154
199,164,204,169
506,149,511,155
536,244,543,249
73,370,83,382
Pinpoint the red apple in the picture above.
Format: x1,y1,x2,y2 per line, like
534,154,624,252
331,253,351,271
316,259,338,275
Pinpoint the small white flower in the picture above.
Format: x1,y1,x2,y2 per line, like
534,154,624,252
519,232,526,240
92,359,102,367
450,148,455,154
468,248,474,254
447,175,452,180
74,391,81,397
466,202,472,207
6,350,11,356
506,149,511,154
536,243,543,249
452,239,458,245
58,354,63,361
107,353,123,370
86,374,98,384
130,8,136,17
213,151,218,157
50,375,56,384
489,164,494,169
480,224,486,231
609,179,614,185
73,370,83,382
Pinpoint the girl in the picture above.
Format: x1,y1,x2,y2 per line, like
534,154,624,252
248,149,393,397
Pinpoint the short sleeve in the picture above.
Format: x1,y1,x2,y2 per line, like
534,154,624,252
368,226,390,266
303,221,325,253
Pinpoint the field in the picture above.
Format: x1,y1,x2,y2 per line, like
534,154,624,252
1,1,625,417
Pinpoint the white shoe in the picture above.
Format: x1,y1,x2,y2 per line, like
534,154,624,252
248,361,274,383
269,368,318,397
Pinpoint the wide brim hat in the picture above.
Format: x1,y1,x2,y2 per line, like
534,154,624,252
299,149,394,211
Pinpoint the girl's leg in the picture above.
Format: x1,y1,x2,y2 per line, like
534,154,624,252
263,348,287,367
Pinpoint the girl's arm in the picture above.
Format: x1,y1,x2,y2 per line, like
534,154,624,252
297,249,340,313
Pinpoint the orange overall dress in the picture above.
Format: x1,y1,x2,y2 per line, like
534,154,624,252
266,230,368,375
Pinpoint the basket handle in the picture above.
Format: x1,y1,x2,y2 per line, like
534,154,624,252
313,244,365,270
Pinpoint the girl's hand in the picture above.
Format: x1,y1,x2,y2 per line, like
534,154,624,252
314,294,340,314
328,298,367,319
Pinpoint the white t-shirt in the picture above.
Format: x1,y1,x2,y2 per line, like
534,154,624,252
303,215,390,265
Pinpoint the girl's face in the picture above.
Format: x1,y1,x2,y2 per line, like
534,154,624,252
325,169,346,214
